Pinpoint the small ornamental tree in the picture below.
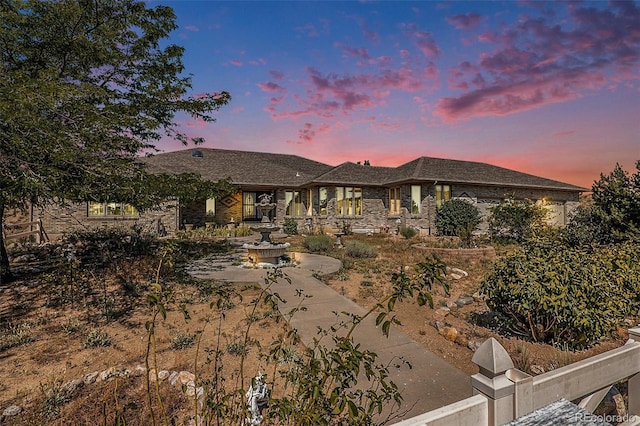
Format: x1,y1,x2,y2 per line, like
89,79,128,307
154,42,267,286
487,196,548,244
435,199,481,239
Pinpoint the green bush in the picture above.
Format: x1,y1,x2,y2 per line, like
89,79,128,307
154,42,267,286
399,225,417,239
435,199,481,240
481,240,640,349
344,240,377,258
303,234,334,253
84,328,112,348
282,217,298,235
487,196,548,243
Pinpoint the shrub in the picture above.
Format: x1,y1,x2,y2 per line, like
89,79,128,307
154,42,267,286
84,328,112,348
344,240,377,258
303,234,333,253
481,239,640,349
282,217,298,235
487,196,548,243
561,205,614,248
435,199,481,241
399,225,417,239
170,331,196,350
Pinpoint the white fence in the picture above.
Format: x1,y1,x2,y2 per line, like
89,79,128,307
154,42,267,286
394,327,640,425
2,219,48,244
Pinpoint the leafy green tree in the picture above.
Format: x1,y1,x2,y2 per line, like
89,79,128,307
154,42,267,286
487,196,548,244
0,0,231,282
435,199,481,239
590,161,640,242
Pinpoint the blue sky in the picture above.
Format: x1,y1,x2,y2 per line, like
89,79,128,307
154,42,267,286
153,0,640,189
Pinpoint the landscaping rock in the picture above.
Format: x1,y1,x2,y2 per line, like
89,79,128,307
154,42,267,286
439,326,458,342
178,371,195,385
456,296,474,308
433,321,445,332
84,371,100,384
2,405,22,418
169,371,180,386
472,291,486,302
62,378,84,396
467,340,482,352
158,370,170,381
133,365,146,376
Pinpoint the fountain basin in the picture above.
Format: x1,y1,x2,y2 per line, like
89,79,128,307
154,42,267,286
243,241,291,265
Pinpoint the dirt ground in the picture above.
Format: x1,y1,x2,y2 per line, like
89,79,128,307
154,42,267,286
0,233,630,424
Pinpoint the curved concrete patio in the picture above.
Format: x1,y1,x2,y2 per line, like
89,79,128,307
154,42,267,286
187,243,471,422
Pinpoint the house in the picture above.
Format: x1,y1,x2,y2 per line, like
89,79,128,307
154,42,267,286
36,148,586,239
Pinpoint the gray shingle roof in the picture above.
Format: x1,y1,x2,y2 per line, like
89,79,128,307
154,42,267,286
388,157,587,191
141,148,333,187
141,149,586,192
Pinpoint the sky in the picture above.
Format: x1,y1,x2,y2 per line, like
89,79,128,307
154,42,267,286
153,0,640,190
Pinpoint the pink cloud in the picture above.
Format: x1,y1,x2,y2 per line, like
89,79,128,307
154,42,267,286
436,2,640,121
269,70,285,81
232,106,245,113
185,117,207,129
229,60,243,67
184,25,199,32
287,122,332,144
402,23,441,59
334,42,370,61
257,81,285,93
446,12,484,30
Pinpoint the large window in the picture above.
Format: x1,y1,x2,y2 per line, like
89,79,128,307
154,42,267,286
336,187,362,216
285,190,303,216
389,188,401,215
319,187,327,215
411,185,421,214
88,202,138,217
435,184,451,208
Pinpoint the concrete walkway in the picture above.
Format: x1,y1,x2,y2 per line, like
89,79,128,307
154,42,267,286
187,241,471,422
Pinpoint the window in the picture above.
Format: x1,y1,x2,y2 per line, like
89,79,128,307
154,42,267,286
285,190,303,216
243,192,257,219
411,185,421,214
336,187,362,216
319,187,327,215
389,188,401,215
435,184,451,208
205,198,215,217
88,202,138,217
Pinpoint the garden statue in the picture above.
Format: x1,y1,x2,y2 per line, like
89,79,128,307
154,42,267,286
245,373,269,425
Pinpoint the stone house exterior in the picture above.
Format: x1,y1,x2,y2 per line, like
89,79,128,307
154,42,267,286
34,148,586,239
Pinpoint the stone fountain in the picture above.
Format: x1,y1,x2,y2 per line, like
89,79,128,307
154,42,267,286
242,194,290,266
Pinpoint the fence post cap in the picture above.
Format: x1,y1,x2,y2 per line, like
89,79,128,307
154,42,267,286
472,337,514,378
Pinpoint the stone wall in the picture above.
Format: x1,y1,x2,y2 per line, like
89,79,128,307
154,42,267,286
36,201,179,241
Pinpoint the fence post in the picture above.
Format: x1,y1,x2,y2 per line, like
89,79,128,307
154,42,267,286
471,337,515,425
627,327,640,417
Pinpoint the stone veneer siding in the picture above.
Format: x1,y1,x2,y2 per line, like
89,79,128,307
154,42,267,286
266,184,580,235
35,182,580,239
36,201,179,241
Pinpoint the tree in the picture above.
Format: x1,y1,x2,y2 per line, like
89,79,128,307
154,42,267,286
487,196,548,244
0,0,231,282
590,161,640,242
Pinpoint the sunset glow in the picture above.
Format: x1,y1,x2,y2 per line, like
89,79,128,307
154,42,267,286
155,1,640,190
